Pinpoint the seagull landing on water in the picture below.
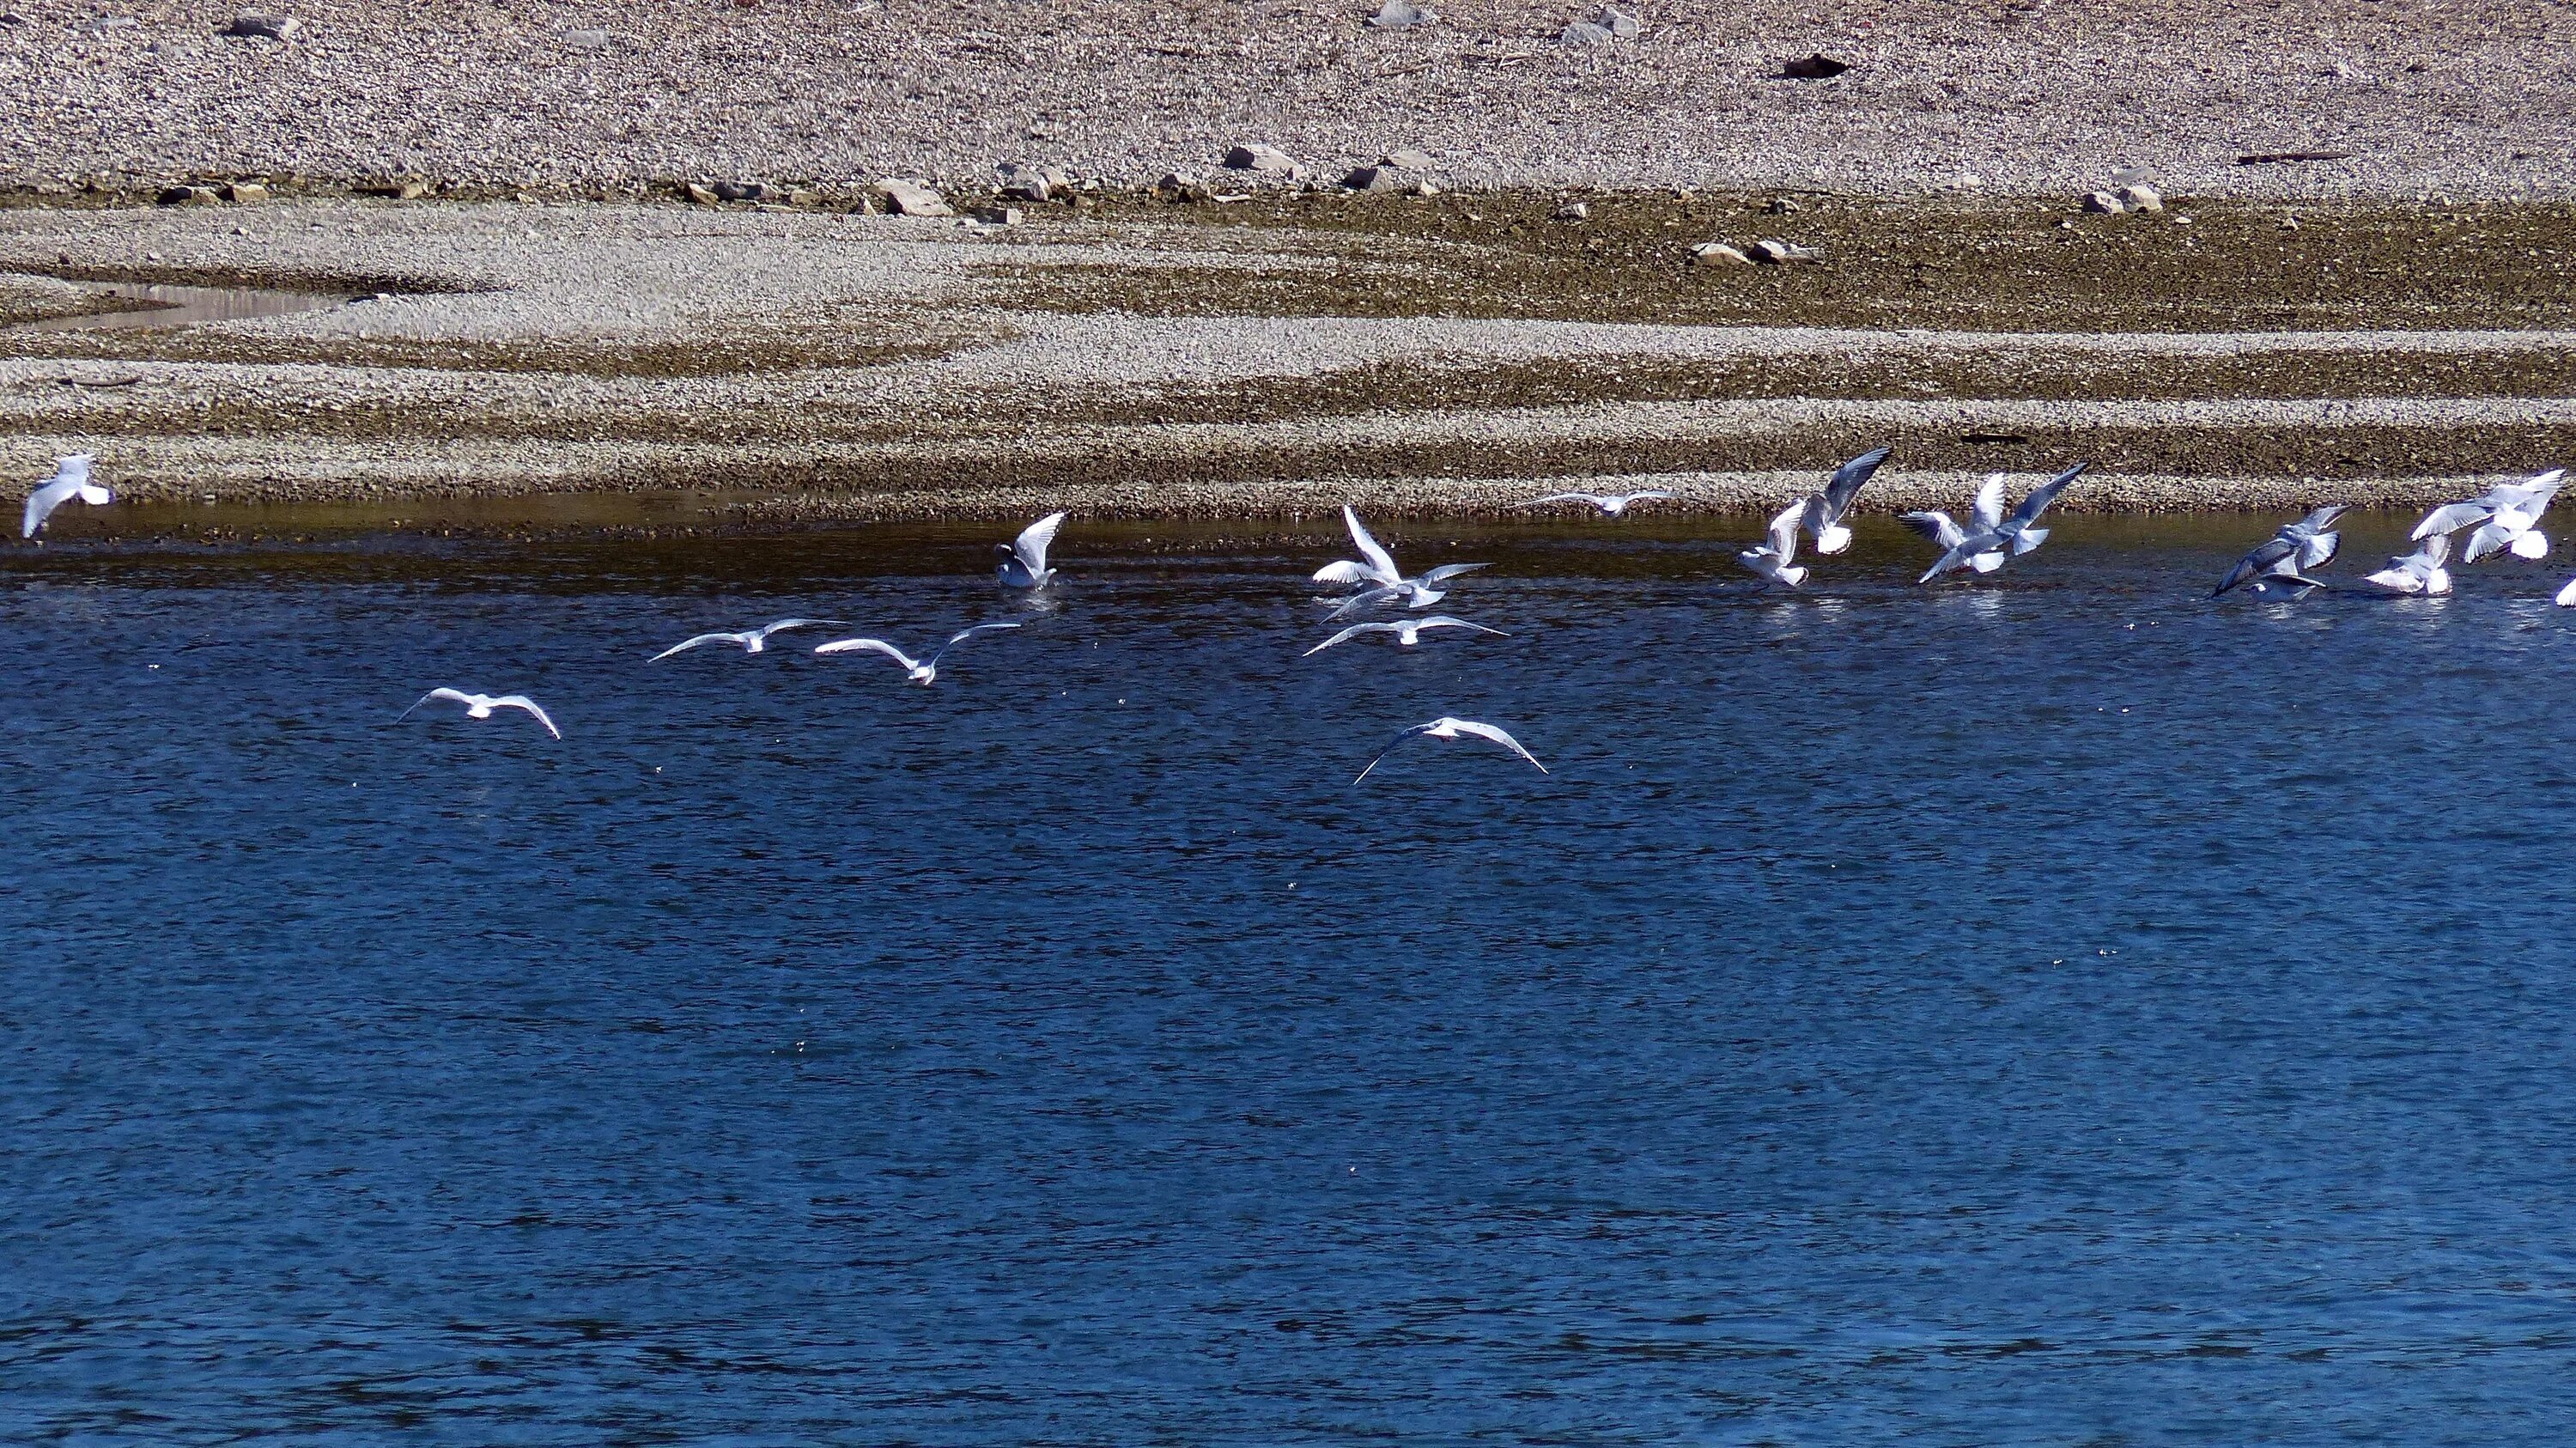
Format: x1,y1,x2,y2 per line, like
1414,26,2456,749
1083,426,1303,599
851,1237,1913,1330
1313,505,1490,618
397,689,562,739
1734,500,1809,589
22,454,110,538
1354,716,1546,784
1516,489,1673,517
1909,463,2088,583
1303,615,1506,656
813,622,1020,684
2415,469,2566,563
649,618,850,661
1795,445,1892,556
996,512,1066,587
2213,506,2346,598
2359,528,2453,596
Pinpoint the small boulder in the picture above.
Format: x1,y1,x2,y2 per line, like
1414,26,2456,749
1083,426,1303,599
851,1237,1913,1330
360,178,428,199
1342,165,1406,192
1781,52,1848,79
712,180,765,202
2116,183,2163,213
1560,20,1614,43
870,178,952,216
1596,5,1639,36
684,181,722,205
973,205,1025,226
1552,201,1589,222
2109,165,2154,187
222,181,270,204
1765,196,1800,215
1154,172,1210,202
1381,149,1437,172
1747,238,1818,263
997,161,1054,202
1224,144,1298,174
220,12,298,40
563,27,612,50
1690,241,1753,266
1367,0,1434,27
787,188,823,207
157,185,222,207
2081,190,2126,215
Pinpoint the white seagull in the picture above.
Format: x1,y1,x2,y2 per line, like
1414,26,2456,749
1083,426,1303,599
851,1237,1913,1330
2359,529,2453,596
649,618,849,661
1517,489,1673,517
1734,500,1809,589
1303,615,1507,656
397,689,562,739
2414,469,2566,563
1313,505,1491,617
813,622,1021,684
1909,463,2088,583
1795,445,1892,555
22,453,111,538
2213,506,2347,598
1899,475,2008,578
1354,716,1547,784
2555,576,2576,607
996,512,1066,587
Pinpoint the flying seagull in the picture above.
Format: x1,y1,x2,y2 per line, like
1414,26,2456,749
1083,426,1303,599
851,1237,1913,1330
2213,506,2347,597
1911,463,2087,583
22,453,110,538
396,689,562,739
2358,528,2453,596
1516,489,1673,517
1354,716,1547,784
1313,505,1491,616
2414,469,2566,563
1795,445,1892,556
812,622,1021,684
1303,615,1507,656
649,618,850,661
1734,500,1809,589
996,512,1066,587
2555,576,2576,607
1898,475,2008,578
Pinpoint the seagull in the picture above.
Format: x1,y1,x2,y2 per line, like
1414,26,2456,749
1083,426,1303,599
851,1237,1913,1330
1354,716,1546,784
1302,615,1507,656
812,622,1021,684
2358,528,2453,596
1795,445,1892,555
648,618,850,661
2555,576,2576,607
996,512,1066,587
1898,475,2007,578
2414,469,2566,563
2213,506,2347,597
1313,506,1490,616
1910,463,2087,583
1734,500,1809,589
396,689,562,739
1517,489,1673,517
22,454,110,538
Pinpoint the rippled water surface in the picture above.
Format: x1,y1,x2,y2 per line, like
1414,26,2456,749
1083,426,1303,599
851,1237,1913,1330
8,514,2576,1444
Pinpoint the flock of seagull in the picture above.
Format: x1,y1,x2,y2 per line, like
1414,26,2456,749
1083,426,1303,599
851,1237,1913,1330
15,450,2576,783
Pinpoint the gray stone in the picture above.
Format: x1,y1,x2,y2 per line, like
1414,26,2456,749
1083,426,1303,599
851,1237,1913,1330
1781,52,1848,79
1224,144,1297,174
563,27,612,50
869,178,952,216
973,205,1025,226
1367,0,1434,27
1343,165,1405,192
1552,201,1589,221
1381,149,1436,171
220,12,299,40
361,178,428,200
157,185,221,207
684,182,722,204
222,181,270,203
1154,172,1210,201
2116,183,2163,212
1595,6,1639,36
2109,165,2154,187
712,180,765,202
787,188,823,207
1748,238,1819,263
1690,241,1753,266
1765,196,1800,215
997,161,1054,202
1559,21,1614,44
2081,190,2126,214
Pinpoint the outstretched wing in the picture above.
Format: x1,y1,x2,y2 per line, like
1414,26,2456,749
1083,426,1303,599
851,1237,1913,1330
1312,559,1378,587
757,618,848,640
1302,623,1395,656
396,687,473,723
2008,461,2087,530
1343,506,1400,582
1447,719,1548,775
1354,721,1439,783
1764,500,1803,564
1898,510,1963,549
812,636,918,670
490,696,562,739
650,631,741,662
1326,585,1406,622
1012,512,1067,575
1969,475,2007,533
1820,446,1892,519
1417,562,1491,585
1517,492,1601,508
929,620,1024,667
1414,615,1508,638
2213,537,2295,597
2412,500,2491,538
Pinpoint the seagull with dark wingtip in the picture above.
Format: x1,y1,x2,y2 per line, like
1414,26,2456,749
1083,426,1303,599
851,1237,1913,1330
2213,506,2346,598
1795,445,1892,556
1908,462,2088,583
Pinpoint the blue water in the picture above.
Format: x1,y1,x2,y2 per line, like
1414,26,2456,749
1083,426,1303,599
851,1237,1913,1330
7,514,2576,1444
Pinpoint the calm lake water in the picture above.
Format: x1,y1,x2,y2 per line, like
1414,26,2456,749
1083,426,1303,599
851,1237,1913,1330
7,513,2576,1444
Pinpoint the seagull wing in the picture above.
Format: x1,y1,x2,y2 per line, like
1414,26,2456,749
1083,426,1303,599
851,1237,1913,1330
928,620,1023,668
1303,622,1398,656
22,478,78,538
1446,719,1548,775
1326,585,1406,622
1012,512,1067,575
1343,505,1400,582
57,455,92,485
812,636,920,671
1417,562,1491,584
2214,537,2296,597
1898,510,1964,549
489,696,562,739
1354,721,1439,783
2558,576,2576,607
1820,446,1893,519
1517,492,1596,508
1311,559,1379,587
650,631,744,661
1625,490,1674,503
396,687,475,722
2412,500,2491,538
1969,475,2007,533
756,618,850,641
1764,500,1804,564
2008,461,2088,531
1413,615,1508,637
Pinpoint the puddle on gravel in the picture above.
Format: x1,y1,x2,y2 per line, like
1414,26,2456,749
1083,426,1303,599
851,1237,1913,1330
7,278,355,332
